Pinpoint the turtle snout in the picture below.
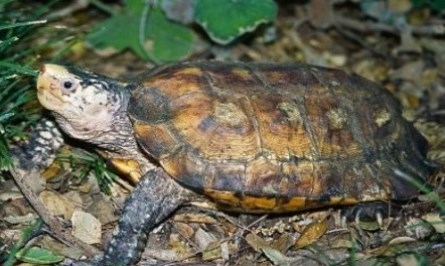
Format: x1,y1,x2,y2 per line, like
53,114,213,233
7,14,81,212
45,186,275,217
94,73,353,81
37,64,65,91
36,64,68,109
37,65,51,92
39,64,46,75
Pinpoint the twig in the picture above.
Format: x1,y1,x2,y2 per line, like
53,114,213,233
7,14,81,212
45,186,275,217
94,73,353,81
335,15,445,36
46,0,90,20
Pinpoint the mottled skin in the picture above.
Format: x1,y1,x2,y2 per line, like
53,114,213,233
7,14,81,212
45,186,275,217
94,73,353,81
36,62,434,265
11,118,64,171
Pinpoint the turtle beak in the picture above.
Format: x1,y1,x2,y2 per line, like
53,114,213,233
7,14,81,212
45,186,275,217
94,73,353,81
37,64,68,109
37,64,50,92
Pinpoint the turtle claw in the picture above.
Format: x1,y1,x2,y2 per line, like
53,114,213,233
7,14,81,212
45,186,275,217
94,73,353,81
376,211,383,227
354,209,362,225
341,201,390,223
341,214,348,228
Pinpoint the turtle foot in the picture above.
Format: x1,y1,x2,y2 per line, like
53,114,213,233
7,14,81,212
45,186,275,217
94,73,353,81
340,201,398,225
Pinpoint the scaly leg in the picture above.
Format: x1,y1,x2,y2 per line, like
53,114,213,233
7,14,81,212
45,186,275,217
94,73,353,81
100,167,189,266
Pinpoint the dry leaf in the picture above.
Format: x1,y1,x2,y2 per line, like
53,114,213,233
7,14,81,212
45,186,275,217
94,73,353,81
173,213,218,224
434,248,445,265
175,222,195,240
71,210,101,244
396,253,422,266
39,190,75,219
262,247,290,265
245,233,269,252
194,228,221,260
398,29,422,53
202,241,221,261
220,241,230,261
143,248,183,261
388,236,416,245
391,61,424,84
273,233,295,253
356,220,381,231
309,0,334,29
331,239,354,249
295,219,328,249
0,190,23,201
168,233,190,256
86,196,117,225
194,228,217,249
245,233,290,265
404,217,434,239
388,0,411,13
3,213,36,225
422,213,445,233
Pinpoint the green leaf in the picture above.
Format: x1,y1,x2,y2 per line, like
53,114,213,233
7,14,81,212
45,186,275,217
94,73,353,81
125,0,146,14
87,2,195,62
431,0,445,11
4,220,44,266
194,0,277,44
145,8,195,62
16,246,64,264
411,0,445,11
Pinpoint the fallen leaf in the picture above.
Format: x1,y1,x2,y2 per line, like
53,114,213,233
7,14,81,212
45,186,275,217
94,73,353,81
391,60,424,84
356,220,381,231
86,195,117,225
143,248,183,261
388,236,416,245
245,233,269,252
202,241,221,261
396,253,425,266
309,0,334,29
388,0,412,13
220,241,230,261
71,210,101,244
194,228,217,250
273,233,295,253
434,248,445,265
175,222,195,240
173,213,218,224
3,213,36,225
295,219,328,249
331,239,354,249
194,228,221,260
398,29,422,53
404,217,434,239
245,233,290,265
168,233,191,257
422,213,445,233
0,190,23,201
16,246,64,264
39,190,75,219
262,247,290,265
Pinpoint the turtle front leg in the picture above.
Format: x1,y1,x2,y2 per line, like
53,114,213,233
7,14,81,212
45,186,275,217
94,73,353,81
100,167,189,266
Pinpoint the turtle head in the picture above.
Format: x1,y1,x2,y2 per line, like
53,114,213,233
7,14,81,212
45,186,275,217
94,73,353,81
37,64,129,144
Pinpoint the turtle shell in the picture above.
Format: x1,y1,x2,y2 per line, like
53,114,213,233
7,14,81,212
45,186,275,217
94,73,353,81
128,61,433,212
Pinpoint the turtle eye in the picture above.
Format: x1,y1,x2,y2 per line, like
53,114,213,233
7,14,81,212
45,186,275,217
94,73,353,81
64,81,73,89
61,79,77,91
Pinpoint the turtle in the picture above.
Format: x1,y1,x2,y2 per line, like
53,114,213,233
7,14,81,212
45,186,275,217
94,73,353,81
36,61,434,265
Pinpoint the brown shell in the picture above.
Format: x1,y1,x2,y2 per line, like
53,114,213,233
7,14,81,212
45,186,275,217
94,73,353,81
128,61,432,212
